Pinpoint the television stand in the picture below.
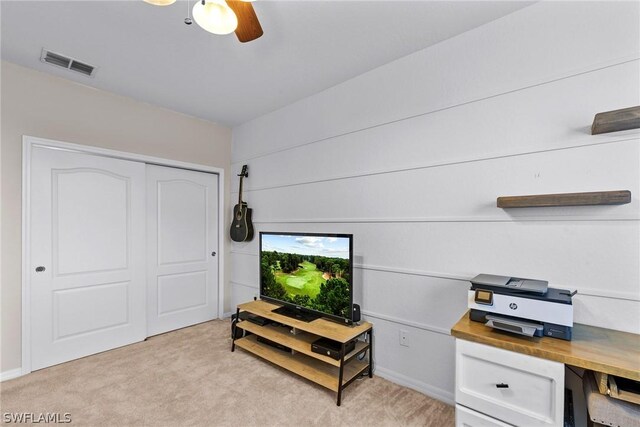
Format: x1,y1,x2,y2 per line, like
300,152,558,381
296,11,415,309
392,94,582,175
231,300,373,406
271,305,320,323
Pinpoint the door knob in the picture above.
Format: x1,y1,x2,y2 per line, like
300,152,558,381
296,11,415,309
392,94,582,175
35,266,46,273
211,251,217,257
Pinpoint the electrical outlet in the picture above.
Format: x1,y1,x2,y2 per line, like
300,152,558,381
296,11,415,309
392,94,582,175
399,330,409,347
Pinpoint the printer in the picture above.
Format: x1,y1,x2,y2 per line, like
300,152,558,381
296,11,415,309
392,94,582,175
468,274,574,341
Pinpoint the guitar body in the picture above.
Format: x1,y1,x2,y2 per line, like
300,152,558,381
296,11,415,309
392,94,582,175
230,165,254,242
230,202,254,242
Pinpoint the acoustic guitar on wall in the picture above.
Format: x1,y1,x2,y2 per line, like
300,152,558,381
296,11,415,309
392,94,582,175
230,165,254,242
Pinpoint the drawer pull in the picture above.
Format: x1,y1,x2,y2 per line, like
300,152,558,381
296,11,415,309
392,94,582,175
496,383,509,389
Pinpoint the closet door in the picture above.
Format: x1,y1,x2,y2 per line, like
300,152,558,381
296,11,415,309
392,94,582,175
30,146,146,370
146,165,219,336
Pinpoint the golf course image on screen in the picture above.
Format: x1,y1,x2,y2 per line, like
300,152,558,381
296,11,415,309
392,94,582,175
260,234,351,318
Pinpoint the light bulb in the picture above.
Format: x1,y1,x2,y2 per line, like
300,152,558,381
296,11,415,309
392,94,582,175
192,0,238,35
143,0,177,6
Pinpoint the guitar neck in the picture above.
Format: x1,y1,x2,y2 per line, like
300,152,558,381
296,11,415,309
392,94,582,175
237,165,248,206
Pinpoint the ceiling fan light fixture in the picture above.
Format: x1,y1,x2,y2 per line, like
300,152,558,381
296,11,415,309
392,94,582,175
192,0,238,35
143,0,177,6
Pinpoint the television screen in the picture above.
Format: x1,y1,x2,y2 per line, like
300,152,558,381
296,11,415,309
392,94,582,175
260,232,353,322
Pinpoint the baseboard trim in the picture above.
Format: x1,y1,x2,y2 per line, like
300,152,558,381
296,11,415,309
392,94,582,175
1,368,23,382
375,366,454,406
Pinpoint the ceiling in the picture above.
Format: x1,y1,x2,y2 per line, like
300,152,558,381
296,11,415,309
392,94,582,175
1,1,532,127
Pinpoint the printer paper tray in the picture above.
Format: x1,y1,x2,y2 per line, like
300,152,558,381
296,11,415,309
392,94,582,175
469,309,572,340
485,315,544,337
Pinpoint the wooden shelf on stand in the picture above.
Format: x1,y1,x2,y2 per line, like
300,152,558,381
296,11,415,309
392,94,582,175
231,300,373,406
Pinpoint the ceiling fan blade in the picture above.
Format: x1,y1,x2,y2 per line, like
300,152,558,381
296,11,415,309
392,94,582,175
226,1,263,43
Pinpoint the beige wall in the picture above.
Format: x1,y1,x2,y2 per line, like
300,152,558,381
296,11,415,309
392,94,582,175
1,61,232,373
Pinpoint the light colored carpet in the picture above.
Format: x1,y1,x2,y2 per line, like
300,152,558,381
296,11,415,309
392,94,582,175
1,320,454,426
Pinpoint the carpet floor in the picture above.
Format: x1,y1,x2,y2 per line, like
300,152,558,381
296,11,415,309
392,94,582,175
1,320,454,426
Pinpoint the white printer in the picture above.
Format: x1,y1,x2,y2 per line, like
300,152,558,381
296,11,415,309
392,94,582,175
468,274,574,340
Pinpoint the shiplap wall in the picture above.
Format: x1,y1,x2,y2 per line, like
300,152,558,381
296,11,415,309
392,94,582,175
230,1,640,404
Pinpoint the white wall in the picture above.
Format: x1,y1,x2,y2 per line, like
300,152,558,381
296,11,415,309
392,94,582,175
231,1,639,404
1,61,232,375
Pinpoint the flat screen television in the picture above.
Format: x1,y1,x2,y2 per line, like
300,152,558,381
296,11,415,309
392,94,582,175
259,232,353,324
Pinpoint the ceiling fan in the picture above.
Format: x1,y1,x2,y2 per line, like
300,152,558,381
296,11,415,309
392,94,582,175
144,0,264,43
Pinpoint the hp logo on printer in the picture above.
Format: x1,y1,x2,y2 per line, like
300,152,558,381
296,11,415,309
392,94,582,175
509,303,518,310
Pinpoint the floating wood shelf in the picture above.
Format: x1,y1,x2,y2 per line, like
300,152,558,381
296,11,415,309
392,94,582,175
591,105,640,135
497,190,631,208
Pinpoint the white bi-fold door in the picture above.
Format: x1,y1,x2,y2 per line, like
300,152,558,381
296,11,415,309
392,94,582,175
29,146,147,370
28,144,219,371
146,165,219,336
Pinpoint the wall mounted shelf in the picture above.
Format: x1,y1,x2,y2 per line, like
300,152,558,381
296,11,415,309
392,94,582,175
591,106,640,135
497,190,631,208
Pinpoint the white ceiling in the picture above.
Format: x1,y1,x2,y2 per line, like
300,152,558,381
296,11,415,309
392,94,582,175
1,1,532,127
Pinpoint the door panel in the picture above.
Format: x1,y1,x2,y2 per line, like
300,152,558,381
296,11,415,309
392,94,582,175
157,271,208,315
54,281,129,339
30,147,146,370
158,180,208,265
54,169,129,275
147,165,218,336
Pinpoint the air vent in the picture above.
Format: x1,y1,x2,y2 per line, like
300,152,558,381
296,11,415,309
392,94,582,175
69,60,95,76
40,49,97,77
42,51,71,68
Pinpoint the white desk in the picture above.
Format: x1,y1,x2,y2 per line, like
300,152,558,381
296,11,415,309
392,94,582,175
451,312,640,426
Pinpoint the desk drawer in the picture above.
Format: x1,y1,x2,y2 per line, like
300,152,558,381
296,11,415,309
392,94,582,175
456,340,564,426
456,405,511,427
